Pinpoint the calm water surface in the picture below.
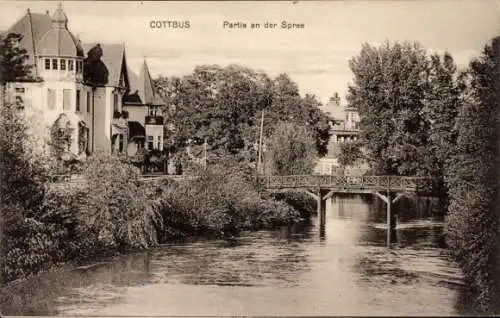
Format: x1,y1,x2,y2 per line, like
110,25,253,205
2,196,468,316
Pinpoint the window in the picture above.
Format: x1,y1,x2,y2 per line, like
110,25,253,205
118,134,124,153
86,91,91,113
60,59,66,71
52,59,58,70
149,106,157,116
44,59,50,70
15,96,24,110
147,136,154,150
47,89,55,110
157,136,161,149
76,60,82,73
113,94,119,113
76,90,81,112
68,60,74,71
63,89,71,111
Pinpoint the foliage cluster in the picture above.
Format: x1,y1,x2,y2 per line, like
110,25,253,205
156,161,301,241
444,39,500,313
153,65,332,162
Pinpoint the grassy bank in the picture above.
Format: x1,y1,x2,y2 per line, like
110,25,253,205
0,153,307,285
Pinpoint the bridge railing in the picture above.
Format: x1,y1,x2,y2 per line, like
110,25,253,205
261,175,439,193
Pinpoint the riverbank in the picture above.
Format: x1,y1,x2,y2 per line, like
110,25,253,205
0,154,314,286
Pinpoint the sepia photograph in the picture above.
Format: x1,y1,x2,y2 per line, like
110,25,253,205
0,0,499,316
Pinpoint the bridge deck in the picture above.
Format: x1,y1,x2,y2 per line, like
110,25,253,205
260,175,441,195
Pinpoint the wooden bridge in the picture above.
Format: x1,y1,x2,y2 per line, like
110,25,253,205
258,175,443,247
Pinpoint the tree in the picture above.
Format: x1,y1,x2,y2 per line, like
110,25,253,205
83,44,109,86
337,141,363,166
422,52,462,179
347,41,431,176
445,38,500,314
154,66,331,164
266,122,317,175
0,33,32,108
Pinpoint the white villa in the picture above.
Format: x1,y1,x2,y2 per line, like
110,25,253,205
3,4,165,159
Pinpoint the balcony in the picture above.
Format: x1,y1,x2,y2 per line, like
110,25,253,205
145,116,164,125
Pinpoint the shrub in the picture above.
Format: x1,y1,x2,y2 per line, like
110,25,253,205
157,161,301,240
76,154,162,249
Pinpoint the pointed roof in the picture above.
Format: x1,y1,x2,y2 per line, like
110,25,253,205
139,60,165,106
139,60,154,105
5,9,52,77
82,43,129,88
124,60,165,106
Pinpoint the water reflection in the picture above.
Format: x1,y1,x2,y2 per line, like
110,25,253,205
0,194,468,316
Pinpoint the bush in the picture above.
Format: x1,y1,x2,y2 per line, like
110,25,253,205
156,161,301,240
75,154,162,249
0,104,60,283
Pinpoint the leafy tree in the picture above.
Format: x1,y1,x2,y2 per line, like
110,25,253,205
154,66,331,165
83,44,109,86
266,122,317,175
0,33,32,107
347,41,431,176
422,52,462,179
338,141,363,166
445,38,500,314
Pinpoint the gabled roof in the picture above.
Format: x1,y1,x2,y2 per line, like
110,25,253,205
82,43,129,88
124,60,165,106
5,10,52,77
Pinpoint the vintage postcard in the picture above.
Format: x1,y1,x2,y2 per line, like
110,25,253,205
0,0,499,316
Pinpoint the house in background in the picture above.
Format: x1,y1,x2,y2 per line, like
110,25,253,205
314,96,362,175
4,4,137,158
4,6,91,156
81,42,131,155
123,60,166,157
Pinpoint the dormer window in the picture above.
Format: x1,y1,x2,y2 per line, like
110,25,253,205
60,59,66,71
44,59,50,70
52,59,58,70
68,60,74,71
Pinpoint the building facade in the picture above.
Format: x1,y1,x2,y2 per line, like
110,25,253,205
4,5,165,159
123,60,166,157
314,98,362,175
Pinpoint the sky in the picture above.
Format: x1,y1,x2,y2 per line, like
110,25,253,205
0,0,498,104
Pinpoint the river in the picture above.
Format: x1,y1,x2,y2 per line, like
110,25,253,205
2,195,470,316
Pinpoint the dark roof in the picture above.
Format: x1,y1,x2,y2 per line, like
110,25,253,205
82,43,129,88
124,60,165,106
128,121,145,139
6,11,52,77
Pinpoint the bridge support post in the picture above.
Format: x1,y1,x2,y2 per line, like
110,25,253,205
375,191,397,248
317,190,326,230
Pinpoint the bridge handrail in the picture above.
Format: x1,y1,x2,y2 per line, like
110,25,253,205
260,175,438,192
